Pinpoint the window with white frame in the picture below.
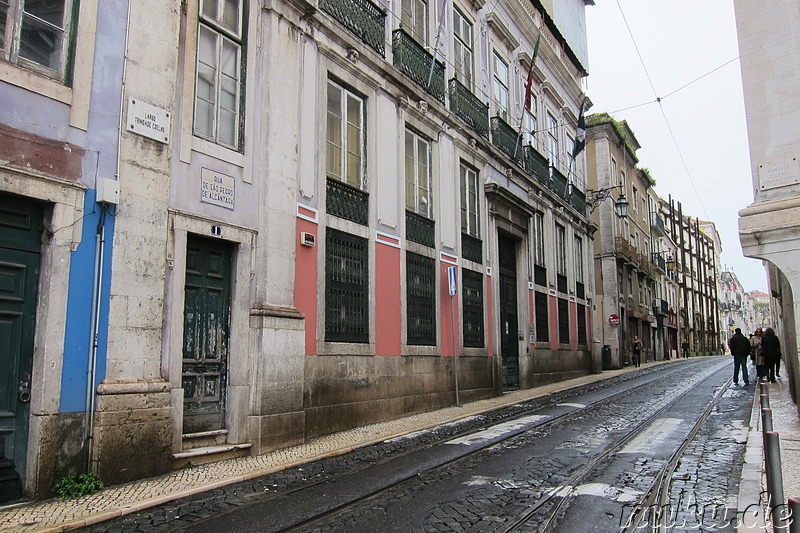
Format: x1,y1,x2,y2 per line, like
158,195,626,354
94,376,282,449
523,107,537,147
452,6,473,89
492,51,509,119
0,0,72,79
555,223,567,276
460,162,479,238
533,211,545,266
401,0,428,45
194,0,243,150
574,235,584,284
547,112,559,168
326,80,365,189
405,128,432,218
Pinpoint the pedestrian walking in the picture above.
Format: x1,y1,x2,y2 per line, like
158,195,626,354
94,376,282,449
761,327,781,383
681,339,690,359
727,327,750,385
751,328,765,380
632,336,642,367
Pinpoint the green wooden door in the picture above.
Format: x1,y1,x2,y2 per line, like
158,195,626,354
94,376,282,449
0,193,43,503
182,236,232,434
498,233,519,390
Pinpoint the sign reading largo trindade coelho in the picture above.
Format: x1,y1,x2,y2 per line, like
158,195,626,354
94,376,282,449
200,168,235,210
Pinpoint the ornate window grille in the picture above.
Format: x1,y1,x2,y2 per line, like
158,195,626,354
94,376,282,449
577,303,587,345
558,297,570,344
462,269,484,347
325,229,369,342
535,291,549,342
406,252,436,345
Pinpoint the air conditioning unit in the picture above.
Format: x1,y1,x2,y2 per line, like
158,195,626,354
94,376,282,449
300,232,316,247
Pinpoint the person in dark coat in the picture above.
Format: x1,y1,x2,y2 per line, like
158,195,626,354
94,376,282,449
760,327,781,383
727,327,751,385
681,339,690,358
632,336,642,367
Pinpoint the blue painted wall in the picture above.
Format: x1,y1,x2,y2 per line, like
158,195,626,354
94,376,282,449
60,189,115,412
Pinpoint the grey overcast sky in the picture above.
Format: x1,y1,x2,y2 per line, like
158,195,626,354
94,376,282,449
584,0,768,292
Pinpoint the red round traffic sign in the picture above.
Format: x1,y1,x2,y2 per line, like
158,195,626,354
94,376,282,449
609,314,621,326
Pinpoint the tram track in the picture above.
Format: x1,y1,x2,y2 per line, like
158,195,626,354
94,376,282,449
88,358,732,533
275,359,729,533
530,362,733,532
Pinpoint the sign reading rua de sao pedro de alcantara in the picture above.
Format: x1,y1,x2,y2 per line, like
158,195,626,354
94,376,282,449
126,98,170,144
200,168,235,210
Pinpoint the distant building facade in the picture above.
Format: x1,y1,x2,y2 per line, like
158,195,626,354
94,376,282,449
586,114,665,366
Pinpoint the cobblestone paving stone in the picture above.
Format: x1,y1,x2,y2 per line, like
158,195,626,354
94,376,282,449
71,373,655,533
1,360,741,533
662,385,752,532
294,363,723,532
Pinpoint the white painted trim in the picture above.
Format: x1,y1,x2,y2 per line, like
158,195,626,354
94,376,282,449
296,203,319,224
376,231,401,249
440,252,459,266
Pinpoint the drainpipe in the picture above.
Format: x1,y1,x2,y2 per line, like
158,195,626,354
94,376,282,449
82,0,132,474
82,204,107,474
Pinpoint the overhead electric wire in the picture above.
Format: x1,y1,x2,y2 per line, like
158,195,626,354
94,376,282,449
613,0,743,271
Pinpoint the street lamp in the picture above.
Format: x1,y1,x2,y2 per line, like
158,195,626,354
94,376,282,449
587,185,629,218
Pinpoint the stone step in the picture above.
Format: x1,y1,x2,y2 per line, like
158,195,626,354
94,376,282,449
181,429,229,450
172,443,252,469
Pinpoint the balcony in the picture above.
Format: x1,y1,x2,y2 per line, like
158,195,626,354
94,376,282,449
551,167,569,200
652,253,666,272
320,0,386,56
490,115,524,165
392,29,445,104
406,210,435,248
461,232,483,264
651,213,666,236
614,237,638,265
523,145,549,184
448,78,489,140
569,185,586,216
653,298,669,316
327,178,368,225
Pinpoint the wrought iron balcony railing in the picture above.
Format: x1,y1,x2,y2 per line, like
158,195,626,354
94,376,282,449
490,115,524,165
406,210,436,248
651,213,666,235
653,253,667,272
523,145,550,184
448,78,490,140
461,232,483,264
392,29,445,104
551,167,569,200
320,0,387,56
614,237,638,265
653,298,669,316
569,185,586,216
326,177,369,225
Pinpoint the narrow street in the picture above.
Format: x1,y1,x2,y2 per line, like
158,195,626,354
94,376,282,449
79,357,753,532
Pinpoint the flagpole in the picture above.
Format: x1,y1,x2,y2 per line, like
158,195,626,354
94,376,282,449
426,0,449,88
515,35,541,159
